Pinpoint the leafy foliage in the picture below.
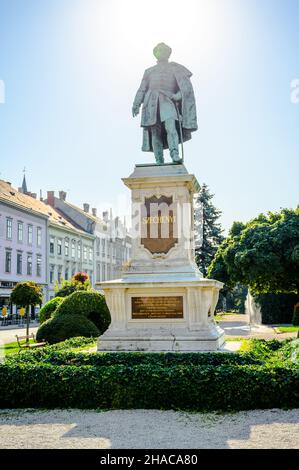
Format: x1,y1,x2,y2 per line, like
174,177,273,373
36,314,99,344
1,339,298,411
208,207,299,295
38,297,63,324
194,183,224,276
10,282,43,307
253,293,297,324
55,272,91,298
36,291,111,344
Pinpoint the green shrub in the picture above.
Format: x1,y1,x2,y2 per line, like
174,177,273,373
253,293,297,324
0,362,298,411
38,297,63,324
2,339,298,411
36,314,99,344
55,290,110,334
36,291,110,344
292,303,299,326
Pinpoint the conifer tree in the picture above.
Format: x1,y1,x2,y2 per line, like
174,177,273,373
194,183,224,276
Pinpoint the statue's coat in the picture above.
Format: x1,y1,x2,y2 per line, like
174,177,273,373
133,62,198,152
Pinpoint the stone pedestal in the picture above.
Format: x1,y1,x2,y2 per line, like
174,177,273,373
97,163,224,351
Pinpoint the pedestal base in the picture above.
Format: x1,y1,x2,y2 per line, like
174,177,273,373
97,278,225,352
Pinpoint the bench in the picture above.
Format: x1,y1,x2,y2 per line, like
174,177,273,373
15,333,47,351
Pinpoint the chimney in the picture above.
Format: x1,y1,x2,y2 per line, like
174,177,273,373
92,208,97,217
102,211,108,222
83,203,90,213
59,191,67,201
47,191,55,207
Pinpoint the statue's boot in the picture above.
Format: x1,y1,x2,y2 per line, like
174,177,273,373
170,149,182,164
155,154,165,164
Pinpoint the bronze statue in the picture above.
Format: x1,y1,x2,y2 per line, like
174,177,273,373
132,43,198,164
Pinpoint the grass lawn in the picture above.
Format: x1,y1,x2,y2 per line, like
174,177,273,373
2,339,97,356
214,312,243,321
3,339,35,355
276,325,299,333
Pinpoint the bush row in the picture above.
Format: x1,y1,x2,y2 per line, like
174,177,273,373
7,349,263,367
0,362,298,411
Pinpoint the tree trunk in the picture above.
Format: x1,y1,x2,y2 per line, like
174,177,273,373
26,305,31,346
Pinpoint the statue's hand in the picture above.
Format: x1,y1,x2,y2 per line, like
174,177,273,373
171,92,182,102
132,105,140,117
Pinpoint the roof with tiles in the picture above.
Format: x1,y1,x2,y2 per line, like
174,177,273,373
0,180,92,237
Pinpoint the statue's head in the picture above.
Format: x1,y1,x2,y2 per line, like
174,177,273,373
153,43,172,61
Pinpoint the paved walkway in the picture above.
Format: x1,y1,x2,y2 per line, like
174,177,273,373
0,409,298,449
218,314,297,340
0,325,39,344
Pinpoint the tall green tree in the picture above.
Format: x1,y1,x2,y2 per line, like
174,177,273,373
194,183,224,276
208,207,299,297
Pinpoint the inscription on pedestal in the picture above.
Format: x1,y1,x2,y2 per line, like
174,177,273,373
141,195,178,254
131,296,183,319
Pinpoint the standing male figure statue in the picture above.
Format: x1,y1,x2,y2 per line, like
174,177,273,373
132,43,198,164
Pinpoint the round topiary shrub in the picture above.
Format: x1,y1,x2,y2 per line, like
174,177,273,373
36,314,100,344
38,297,64,324
36,290,111,344
54,290,111,334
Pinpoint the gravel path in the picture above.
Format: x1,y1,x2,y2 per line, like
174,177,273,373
0,409,298,449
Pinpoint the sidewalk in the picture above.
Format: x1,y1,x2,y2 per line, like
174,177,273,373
218,314,297,340
0,324,39,344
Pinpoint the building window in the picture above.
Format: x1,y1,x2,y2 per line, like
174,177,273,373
57,239,62,255
5,251,12,273
58,268,62,283
65,269,69,280
17,221,23,242
65,238,69,257
83,246,87,261
78,242,81,260
17,253,22,274
28,225,33,244
6,218,12,240
102,263,106,281
36,255,42,277
89,247,93,262
50,266,54,284
50,237,55,254
37,227,42,247
27,254,32,275
72,268,76,277
71,240,76,258
101,238,105,256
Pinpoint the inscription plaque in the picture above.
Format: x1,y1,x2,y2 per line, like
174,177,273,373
131,296,183,319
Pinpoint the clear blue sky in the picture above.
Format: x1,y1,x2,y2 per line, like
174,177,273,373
0,0,298,231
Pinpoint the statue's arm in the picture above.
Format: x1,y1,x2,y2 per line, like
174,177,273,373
132,71,148,117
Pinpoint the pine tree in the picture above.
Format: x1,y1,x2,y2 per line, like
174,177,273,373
194,183,224,276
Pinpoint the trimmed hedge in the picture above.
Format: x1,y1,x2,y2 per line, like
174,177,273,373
36,291,111,344
253,293,297,324
0,362,298,410
36,315,99,344
2,338,297,411
54,290,111,334
38,297,63,324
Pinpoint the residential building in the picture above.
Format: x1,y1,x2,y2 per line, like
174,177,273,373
0,180,48,309
46,191,132,282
